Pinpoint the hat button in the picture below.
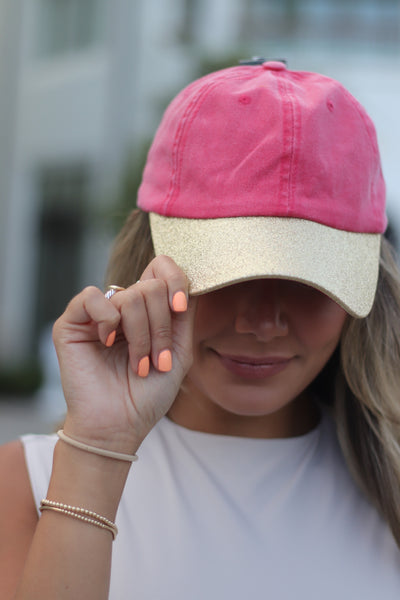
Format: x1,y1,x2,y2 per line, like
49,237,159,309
262,60,287,71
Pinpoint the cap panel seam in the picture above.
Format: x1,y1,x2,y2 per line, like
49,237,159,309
286,78,301,214
276,73,294,215
164,70,262,213
164,79,217,213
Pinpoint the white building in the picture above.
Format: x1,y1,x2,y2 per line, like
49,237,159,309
0,0,399,372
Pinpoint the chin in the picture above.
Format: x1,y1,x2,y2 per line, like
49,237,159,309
212,389,296,418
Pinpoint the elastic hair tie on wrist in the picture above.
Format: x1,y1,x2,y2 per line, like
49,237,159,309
57,430,138,462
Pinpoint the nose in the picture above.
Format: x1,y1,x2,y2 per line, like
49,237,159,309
234,280,289,340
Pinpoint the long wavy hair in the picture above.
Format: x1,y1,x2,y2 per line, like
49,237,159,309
106,208,400,547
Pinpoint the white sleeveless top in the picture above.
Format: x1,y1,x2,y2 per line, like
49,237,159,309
22,412,400,599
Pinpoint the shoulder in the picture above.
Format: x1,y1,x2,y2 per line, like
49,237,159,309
0,440,38,597
0,439,36,511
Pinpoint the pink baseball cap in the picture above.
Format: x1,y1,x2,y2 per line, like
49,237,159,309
138,61,386,317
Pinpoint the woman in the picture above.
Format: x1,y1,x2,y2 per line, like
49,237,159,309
1,60,400,599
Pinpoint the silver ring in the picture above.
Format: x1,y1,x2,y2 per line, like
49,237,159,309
105,285,125,300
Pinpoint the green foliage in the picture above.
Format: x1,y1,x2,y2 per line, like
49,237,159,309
197,53,248,78
0,360,43,398
107,141,152,233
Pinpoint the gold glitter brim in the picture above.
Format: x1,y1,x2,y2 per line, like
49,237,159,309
149,213,381,318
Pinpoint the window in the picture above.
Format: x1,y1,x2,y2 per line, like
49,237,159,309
36,0,106,57
34,164,89,337
243,0,400,47
180,0,199,43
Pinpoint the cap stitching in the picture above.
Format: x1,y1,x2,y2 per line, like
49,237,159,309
276,73,293,215
285,78,301,215
164,70,263,213
164,80,216,212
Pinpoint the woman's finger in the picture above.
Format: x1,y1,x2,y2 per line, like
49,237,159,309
108,285,151,376
53,286,121,347
109,280,173,375
140,279,173,373
140,255,189,313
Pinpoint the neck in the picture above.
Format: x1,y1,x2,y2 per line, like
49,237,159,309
168,391,320,439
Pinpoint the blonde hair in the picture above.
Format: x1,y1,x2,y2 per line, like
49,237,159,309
105,209,155,288
336,237,400,546
106,209,400,547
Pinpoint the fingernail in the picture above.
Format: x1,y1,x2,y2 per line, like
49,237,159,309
137,356,150,378
158,349,172,372
105,331,116,347
172,291,187,312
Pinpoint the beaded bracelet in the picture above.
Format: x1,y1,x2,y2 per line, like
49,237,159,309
39,499,118,540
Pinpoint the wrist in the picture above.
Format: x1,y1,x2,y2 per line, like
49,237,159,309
63,416,144,457
47,440,132,521
57,429,139,463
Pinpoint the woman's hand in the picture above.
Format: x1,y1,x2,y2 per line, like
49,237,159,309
6,257,195,600
52,255,197,455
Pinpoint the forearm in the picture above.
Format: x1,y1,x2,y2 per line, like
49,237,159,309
14,442,132,600
13,268,192,598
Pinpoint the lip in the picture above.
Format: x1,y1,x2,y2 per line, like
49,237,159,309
212,351,294,380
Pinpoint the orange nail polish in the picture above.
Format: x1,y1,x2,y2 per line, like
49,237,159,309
158,349,172,372
172,291,188,312
137,356,150,378
105,331,116,347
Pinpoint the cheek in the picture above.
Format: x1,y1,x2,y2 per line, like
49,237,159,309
293,297,348,350
193,291,231,340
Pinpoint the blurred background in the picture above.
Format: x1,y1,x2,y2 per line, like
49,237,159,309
0,0,399,442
